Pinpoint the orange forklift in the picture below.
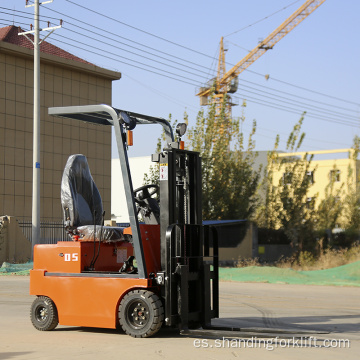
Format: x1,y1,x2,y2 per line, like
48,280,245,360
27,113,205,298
30,105,325,339
30,104,220,338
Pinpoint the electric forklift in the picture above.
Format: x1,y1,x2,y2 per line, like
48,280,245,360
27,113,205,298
30,104,326,339
30,104,219,337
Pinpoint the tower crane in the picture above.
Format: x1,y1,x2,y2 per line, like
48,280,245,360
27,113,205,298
196,0,326,118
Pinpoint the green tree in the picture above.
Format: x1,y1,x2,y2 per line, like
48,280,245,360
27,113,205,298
255,135,281,229
256,114,317,251
343,136,360,230
186,96,261,220
277,117,317,251
145,95,261,220
316,164,344,230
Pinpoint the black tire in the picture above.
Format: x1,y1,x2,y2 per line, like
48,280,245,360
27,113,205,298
118,290,164,338
30,296,59,331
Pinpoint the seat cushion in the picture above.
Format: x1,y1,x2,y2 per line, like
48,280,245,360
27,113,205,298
76,225,127,243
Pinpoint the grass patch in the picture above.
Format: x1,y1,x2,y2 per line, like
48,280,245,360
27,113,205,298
220,261,360,286
0,261,32,276
236,244,360,271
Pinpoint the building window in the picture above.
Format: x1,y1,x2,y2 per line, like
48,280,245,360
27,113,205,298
283,172,292,185
306,197,315,210
329,169,341,182
306,171,314,184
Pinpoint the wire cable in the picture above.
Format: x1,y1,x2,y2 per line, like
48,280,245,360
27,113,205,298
246,68,360,106
1,18,203,87
239,78,360,114
3,10,359,127
4,6,359,108
236,84,360,122
64,0,217,60
0,15,209,85
225,0,302,37
233,92,360,127
48,34,204,86
50,26,359,123
61,1,360,107
0,6,215,75
124,74,200,113
2,15,358,127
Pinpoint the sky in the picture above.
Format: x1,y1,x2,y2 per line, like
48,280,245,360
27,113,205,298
3,0,360,158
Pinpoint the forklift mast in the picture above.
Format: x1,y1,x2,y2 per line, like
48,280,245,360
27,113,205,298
153,147,218,328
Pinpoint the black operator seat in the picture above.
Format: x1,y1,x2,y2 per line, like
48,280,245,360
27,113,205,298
61,154,126,242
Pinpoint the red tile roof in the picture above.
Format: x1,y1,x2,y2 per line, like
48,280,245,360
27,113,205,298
0,25,93,65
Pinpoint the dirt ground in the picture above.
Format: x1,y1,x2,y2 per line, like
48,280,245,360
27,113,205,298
0,277,359,359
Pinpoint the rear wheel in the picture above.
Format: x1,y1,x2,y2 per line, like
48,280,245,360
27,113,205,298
118,290,164,338
30,296,58,331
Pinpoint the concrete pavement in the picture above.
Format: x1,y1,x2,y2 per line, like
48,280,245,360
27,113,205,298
0,277,359,359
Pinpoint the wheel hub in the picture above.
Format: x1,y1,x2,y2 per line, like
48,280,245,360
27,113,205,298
37,306,48,321
129,302,149,328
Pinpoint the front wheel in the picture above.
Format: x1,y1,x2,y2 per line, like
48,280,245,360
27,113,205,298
118,290,164,338
30,296,59,331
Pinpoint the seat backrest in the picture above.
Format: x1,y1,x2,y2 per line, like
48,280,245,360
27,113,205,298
61,154,103,229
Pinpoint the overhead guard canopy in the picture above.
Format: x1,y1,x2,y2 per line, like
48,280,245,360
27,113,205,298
48,104,174,143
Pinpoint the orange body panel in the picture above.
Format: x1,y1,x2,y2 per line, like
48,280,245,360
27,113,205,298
30,270,152,328
139,225,161,275
30,224,161,329
122,224,161,274
34,241,134,273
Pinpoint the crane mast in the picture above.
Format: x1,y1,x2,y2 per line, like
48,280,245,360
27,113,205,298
197,0,326,118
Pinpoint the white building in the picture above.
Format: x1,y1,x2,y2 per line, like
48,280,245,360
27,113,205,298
111,151,271,223
111,156,154,223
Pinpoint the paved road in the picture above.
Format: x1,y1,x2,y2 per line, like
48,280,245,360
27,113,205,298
0,277,359,359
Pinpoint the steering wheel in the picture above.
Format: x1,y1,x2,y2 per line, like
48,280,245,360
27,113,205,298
133,184,159,204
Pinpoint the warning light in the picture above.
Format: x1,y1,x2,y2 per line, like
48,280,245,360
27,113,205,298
127,130,133,146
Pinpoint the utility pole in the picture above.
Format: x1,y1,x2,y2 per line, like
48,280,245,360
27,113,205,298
19,0,61,259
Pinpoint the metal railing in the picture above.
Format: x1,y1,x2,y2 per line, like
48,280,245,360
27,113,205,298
18,219,68,244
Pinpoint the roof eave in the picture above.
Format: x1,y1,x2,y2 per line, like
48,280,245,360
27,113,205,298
0,40,121,80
